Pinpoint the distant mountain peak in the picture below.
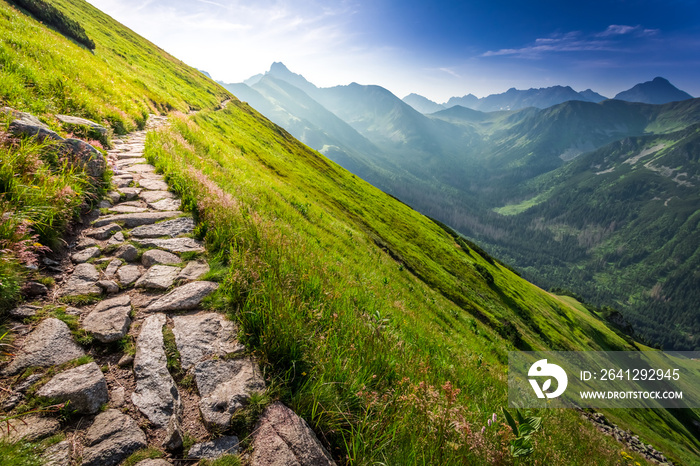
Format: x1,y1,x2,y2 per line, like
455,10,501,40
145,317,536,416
614,77,693,105
269,61,291,73
403,93,445,114
264,62,318,96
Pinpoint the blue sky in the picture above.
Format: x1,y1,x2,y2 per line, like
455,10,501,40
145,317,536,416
86,0,699,102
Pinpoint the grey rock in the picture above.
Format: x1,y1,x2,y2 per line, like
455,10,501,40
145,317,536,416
98,200,112,209
109,204,149,214
36,362,108,414
87,223,122,240
56,114,108,135
81,409,147,466
131,217,195,238
15,373,43,392
72,246,101,263
1,392,23,411
150,198,181,211
188,436,239,460
141,249,181,267
107,231,125,245
113,175,133,188
76,237,99,250
139,178,169,191
132,314,182,429
118,187,142,200
111,386,126,407
83,295,132,343
135,460,173,466
140,190,176,203
163,414,184,451
43,439,72,466
177,260,210,282
60,263,101,297
7,110,62,141
117,265,142,286
9,304,41,318
3,318,85,375
62,138,106,178
250,402,336,466
21,281,48,296
114,243,139,262
97,280,120,294
194,358,265,430
94,210,182,228
106,191,122,203
145,281,219,313
65,306,84,316
173,312,243,370
134,237,204,253
123,163,156,173
0,415,60,442
104,258,123,279
118,353,134,368
135,265,180,290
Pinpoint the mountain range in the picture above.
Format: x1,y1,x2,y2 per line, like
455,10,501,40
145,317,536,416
221,63,700,351
402,76,691,113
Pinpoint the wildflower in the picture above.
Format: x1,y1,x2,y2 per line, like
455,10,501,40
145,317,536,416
301,372,306,376
492,413,497,423
487,419,492,427
481,426,485,434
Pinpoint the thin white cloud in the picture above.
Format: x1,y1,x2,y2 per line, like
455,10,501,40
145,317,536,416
482,25,660,58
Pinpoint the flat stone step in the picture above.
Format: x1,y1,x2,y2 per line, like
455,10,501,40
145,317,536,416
132,313,182,436
81,409,147,466
138,178,169,191
172,312,244,370
93,211,183,228
135,265,180,290
145,281,218,312
82,295,132,343
141,249,181,267
194,358,265,430
133,237,204,253
3,318,85,375
149,198,181,211
131,217,195,238
139,190,176,203
59,263,101,297
36,362,108,414
107,205,150,214
250,402,336,466
123,164,156,174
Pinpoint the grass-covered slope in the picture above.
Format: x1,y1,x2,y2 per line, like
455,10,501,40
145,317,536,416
0,0,228,132
1,0,698,463
143,106,698,464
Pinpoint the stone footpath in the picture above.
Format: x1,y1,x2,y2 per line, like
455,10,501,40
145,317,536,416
0,115,335,466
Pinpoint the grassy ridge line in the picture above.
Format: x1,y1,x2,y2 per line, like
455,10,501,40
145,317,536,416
0,0,229,132
142,107,653,464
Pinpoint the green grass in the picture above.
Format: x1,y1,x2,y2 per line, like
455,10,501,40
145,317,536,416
0,0,229,133
0,121,97,315
141,107,694,464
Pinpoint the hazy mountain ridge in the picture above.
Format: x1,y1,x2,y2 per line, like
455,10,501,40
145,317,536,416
403,78,692,114
230,63,700,351
614,77,694,104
